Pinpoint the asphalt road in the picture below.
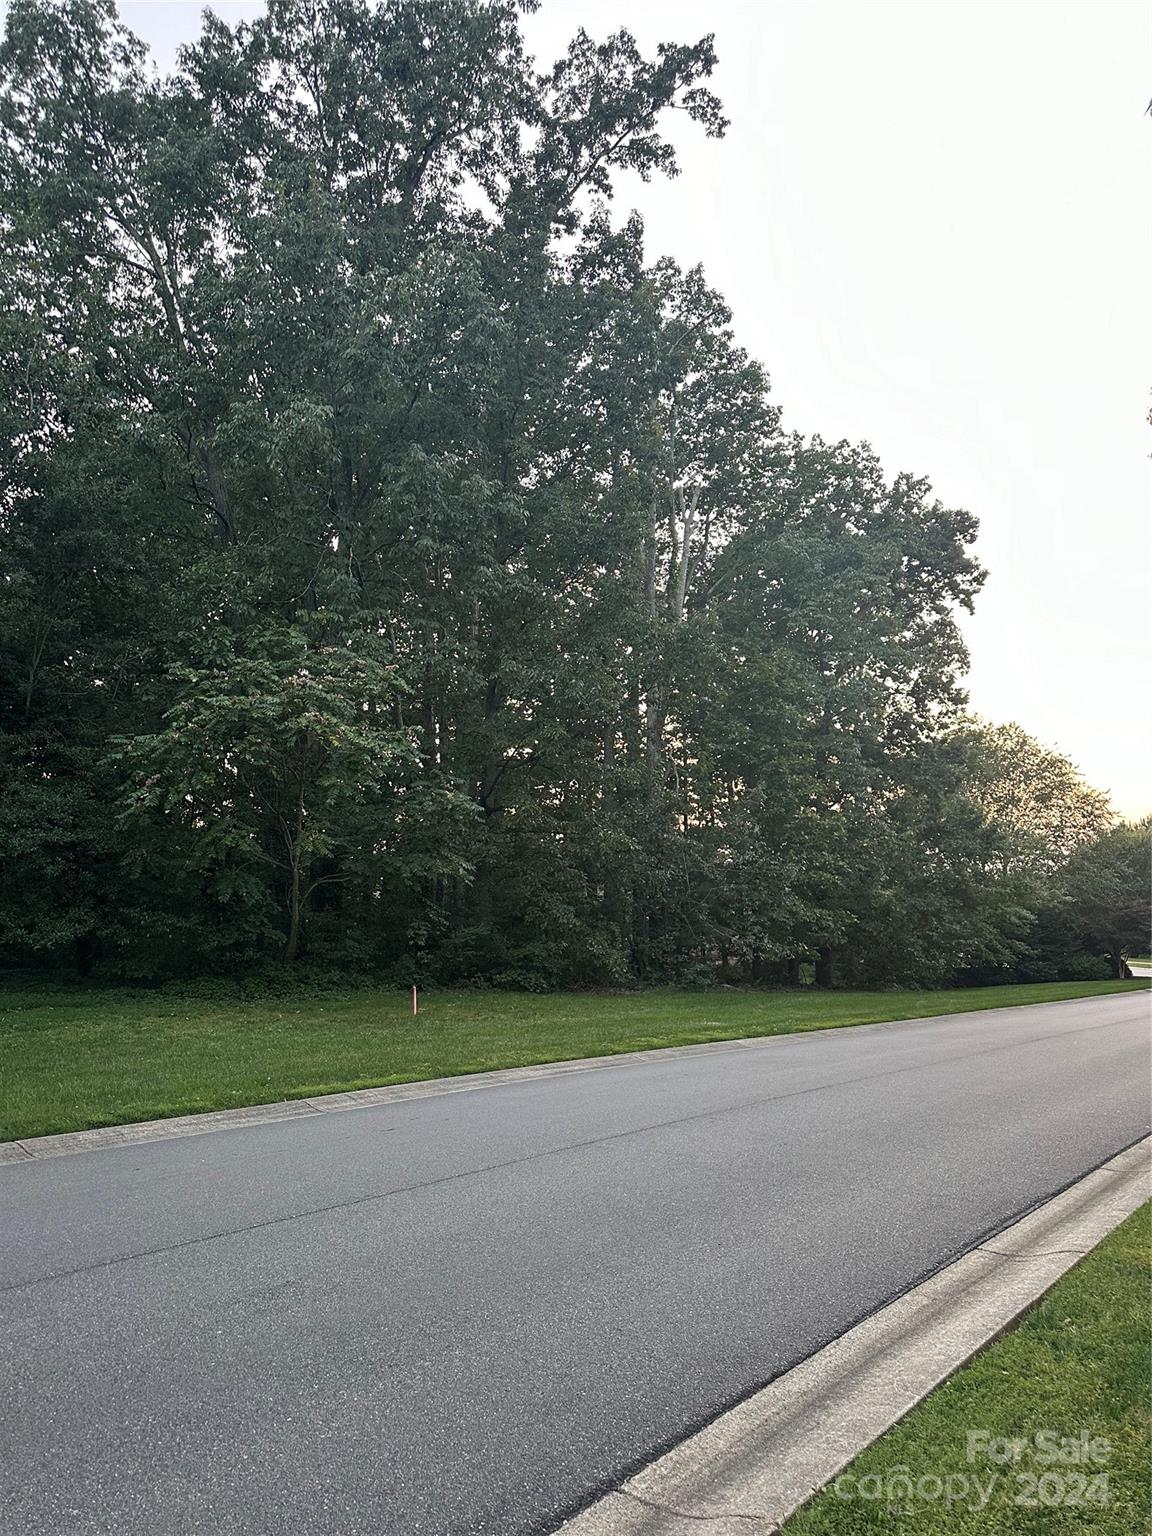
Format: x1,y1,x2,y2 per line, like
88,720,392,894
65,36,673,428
2,992,1149,1536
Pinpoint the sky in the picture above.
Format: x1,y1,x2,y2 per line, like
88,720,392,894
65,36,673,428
103,2,1152,816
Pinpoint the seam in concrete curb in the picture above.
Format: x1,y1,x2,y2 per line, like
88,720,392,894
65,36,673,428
550,1137,1152,1536
2,992,1146,1162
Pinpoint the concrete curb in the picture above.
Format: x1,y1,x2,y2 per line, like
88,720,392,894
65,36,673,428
3,991,1147,1163
552,1137,1152,1535
0,1035,802,1162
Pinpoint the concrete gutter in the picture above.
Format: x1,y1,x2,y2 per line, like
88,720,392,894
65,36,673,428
553,1137,1151,1536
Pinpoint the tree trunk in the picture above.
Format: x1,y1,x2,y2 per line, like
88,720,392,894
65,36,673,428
632,905,650,979
73,932,97,979
814,946,834,988
670,484,701,621
284,861,303,964
1108,948,1131,980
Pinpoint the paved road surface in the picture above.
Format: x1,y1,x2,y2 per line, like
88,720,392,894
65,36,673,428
2,992,1149,1535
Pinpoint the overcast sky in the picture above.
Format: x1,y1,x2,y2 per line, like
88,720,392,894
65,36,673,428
116,2,1152,815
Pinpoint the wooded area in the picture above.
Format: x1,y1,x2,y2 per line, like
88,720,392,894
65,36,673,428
0,0,1146,987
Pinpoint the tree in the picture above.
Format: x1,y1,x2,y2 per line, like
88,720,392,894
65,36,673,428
1058,819,1151,979
0,0,1092,989
958,721,1112,876
119,620,478,964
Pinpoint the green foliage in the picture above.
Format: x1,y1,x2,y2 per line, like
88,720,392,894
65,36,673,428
115,619,474,961
1056,818,1151,977
0,0,1116,986
959,720,1113,876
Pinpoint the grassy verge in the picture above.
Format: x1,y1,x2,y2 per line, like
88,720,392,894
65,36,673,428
782,1203,1151,1535
0,978,1147,1142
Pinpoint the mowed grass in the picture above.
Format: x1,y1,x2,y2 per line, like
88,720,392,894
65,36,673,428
0,978,1147,1142
782,1203,1152,1536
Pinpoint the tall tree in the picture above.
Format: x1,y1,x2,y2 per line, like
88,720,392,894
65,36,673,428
1,0,1083,990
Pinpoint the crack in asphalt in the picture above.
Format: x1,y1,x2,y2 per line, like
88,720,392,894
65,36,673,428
0,1014,1138,1301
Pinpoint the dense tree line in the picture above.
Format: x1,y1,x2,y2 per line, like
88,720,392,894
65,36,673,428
0,0,1145,988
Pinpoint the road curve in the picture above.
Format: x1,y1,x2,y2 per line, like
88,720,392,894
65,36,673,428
2,991,1149,1535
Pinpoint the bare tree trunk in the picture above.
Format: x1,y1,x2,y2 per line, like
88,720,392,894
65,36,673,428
670,484,701,621
283,773,308,964
284,860,302,964
201,447,234,545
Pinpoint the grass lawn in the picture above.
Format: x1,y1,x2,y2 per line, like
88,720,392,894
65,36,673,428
1,977,1147,1143
782,1203,1152,1535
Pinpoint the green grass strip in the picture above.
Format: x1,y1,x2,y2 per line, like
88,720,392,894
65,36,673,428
783,1203,1152,1534
0,978,1146,1142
